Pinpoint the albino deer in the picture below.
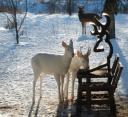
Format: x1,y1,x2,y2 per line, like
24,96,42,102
64,48,91,102
31,40,74,104
78,6,100,34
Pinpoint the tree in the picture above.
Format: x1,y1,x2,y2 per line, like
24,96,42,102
103,0,118,39
1,0,27,44
49,0,56,14
67,0,72,15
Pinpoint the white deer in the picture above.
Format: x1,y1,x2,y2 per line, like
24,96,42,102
64,48,91,102
31,40,74,104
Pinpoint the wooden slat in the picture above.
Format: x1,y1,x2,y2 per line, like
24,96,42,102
112,62,123,92
80,82,111,91
111,54,119,74
77,68,109,78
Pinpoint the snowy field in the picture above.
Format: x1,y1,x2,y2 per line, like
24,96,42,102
0,13,128,116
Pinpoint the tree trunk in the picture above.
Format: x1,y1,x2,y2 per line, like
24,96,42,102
67,0,72,15
49,0,56,14
15,20,19,44
109,13,115,39
103,0,117,39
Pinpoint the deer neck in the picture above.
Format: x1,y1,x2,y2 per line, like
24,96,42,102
62,52,72,70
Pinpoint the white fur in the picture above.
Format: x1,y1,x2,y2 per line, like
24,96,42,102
31,40,74,104
64,48,91,101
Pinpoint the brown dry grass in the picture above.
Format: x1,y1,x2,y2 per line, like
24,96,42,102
0,6,22,14
116,95,128,117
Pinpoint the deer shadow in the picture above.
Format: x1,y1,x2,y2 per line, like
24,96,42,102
28,97,42,117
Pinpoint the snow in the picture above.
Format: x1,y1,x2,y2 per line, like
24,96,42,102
0,13,128,116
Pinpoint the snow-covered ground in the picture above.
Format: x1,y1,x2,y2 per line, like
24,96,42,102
0,13,128,116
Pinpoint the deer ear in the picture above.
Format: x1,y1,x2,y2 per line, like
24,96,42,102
62,41,67,48
77,50,82,57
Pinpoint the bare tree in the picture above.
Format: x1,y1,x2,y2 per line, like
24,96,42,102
1,0,27,44
49,0,56,14
67,0,72,15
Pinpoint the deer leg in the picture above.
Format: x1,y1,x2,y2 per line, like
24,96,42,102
40,75,43,99
64,73,70,101
84,23,86,34
71,72,76,102
32,78,36,105
60,75,65,103
82,23,84,34
54,74,61,103
32,70,40,105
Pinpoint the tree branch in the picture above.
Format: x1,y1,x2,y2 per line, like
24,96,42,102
18,0,28,31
